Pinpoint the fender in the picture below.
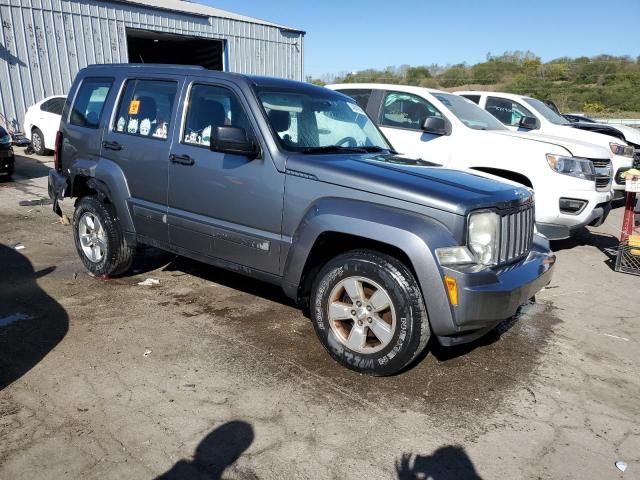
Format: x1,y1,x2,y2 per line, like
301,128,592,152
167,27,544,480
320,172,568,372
281,198,463,336
70,158,135,234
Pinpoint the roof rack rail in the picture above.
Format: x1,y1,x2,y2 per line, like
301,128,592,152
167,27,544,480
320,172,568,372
86,63,206,70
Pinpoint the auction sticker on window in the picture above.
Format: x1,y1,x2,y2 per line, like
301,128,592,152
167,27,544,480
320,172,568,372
128,100,140,115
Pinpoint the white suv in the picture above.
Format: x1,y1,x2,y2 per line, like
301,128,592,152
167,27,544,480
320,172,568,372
328,83,612,240
456,91,634,197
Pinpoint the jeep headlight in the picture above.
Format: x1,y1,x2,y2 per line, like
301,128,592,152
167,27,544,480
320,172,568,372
468,211,500,265
610,142,634,158
546,154,596,181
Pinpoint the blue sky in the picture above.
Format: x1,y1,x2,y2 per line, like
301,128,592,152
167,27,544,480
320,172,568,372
202,0,640,78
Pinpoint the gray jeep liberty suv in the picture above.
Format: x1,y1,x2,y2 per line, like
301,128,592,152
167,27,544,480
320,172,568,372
49,65,555,376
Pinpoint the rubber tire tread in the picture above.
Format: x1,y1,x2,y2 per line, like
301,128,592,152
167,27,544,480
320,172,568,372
73,195,133,277
311,249,430,376
31,128,46,156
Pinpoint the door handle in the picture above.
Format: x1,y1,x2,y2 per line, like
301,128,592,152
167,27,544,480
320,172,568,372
102,141,122,151
169,153,195,166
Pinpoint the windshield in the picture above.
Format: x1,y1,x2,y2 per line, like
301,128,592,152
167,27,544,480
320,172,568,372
434,93,507,131
524,97,570,125
255,88,392,153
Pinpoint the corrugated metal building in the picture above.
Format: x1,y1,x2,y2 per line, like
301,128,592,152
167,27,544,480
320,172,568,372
0,0,305,131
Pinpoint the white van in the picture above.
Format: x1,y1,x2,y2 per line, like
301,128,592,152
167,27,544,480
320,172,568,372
456,91,633,197
328,83,612,240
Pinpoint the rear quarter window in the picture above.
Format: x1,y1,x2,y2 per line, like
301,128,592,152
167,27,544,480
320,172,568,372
336,89,372,110
70,78,113,129
113,79,177,140
462,94,481,104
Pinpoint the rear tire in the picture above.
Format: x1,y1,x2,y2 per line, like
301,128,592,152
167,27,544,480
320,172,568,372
73,195,134,277
31,128,46,156
310,249,430,376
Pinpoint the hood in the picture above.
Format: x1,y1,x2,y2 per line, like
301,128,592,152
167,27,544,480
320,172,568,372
490,130,611,159
543,123,627,152
571,123,640,148
610,124,640,147
285,153,532,216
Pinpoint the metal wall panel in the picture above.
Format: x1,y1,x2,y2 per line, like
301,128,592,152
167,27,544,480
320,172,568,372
0,0,304,130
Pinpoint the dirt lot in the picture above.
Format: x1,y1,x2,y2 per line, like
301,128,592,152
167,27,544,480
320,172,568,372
1,149,639,479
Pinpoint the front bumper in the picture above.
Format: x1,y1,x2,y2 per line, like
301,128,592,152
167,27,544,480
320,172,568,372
537,201,611,239
612,154,633,191
0,148,14,173
48,169,69,216
436,235,555,346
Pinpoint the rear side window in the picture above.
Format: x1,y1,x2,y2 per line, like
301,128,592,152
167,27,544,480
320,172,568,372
41,97,65,115
114,79,178,140
462,94,481,104
336,89,372,110
182,84,252,147
70,78,113,129
486,96,534,126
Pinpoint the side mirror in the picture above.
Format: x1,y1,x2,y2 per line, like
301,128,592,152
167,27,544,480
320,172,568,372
422,116,451,136
519,116,540,130
210,126,259,159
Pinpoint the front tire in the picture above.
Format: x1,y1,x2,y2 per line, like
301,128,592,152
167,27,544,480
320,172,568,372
31,128,46,155
310,249,430,376
73,195,134,277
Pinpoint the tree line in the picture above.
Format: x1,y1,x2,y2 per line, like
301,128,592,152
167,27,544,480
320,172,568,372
308,51,640,115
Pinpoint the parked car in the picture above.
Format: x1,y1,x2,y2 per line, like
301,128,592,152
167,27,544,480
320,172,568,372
329,83,612,240
23,95,66,155
456,91,634,198
48,65,556,376
0,125,15,177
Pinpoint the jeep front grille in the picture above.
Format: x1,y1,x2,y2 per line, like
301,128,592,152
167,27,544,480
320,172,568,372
590,158,612,192
498,204,535,265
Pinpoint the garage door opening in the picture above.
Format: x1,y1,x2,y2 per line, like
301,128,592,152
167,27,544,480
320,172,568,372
126,28,224,70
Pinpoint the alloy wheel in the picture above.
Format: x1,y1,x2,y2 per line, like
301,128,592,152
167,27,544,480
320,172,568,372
78,212,107,263
327,276,396,354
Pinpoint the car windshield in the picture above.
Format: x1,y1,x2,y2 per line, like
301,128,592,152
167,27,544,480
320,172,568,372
524,97,570,125
434,93,507,131
255,87,392,153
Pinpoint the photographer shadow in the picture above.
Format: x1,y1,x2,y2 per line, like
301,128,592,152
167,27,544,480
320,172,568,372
0,244,68,390
156,420,254,480
396,446,482,480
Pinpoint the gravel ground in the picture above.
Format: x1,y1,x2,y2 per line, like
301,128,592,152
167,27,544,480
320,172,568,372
1,148,638,479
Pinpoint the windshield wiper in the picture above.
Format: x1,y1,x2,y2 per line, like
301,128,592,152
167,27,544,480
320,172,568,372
301,145,368,154
301,145,398,155
359,146,398,154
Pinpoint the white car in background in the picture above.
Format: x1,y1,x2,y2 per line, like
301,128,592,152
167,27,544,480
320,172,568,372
328,83,613,240
23,95,66,155
456,91,634,197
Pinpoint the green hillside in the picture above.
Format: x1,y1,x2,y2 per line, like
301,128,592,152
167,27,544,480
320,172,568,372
308,51,640,116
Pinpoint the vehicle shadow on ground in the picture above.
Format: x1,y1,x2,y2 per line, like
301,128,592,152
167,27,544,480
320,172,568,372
396,446,482,479
415,300,531,365
155,420,254,480
0,243,69,390
161,255,298,308
0,153,52,183
551,227,620,271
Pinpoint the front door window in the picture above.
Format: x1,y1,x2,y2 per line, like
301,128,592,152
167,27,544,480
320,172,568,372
381,92,444,130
